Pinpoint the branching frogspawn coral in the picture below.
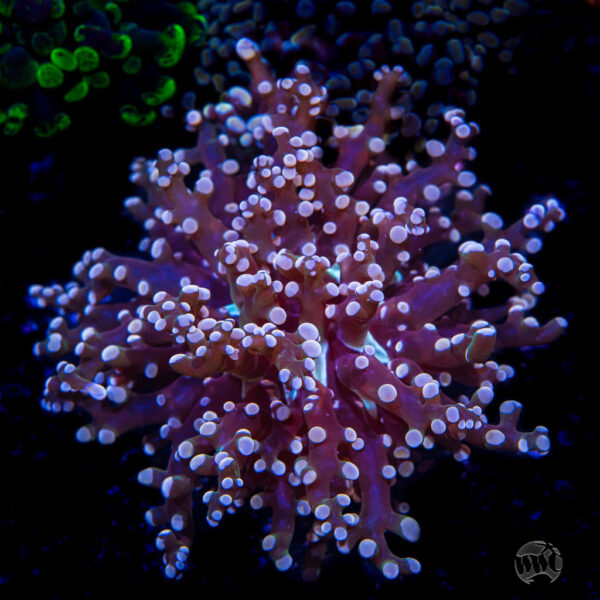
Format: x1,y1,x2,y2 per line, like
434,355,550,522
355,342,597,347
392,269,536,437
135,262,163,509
30,37,567,581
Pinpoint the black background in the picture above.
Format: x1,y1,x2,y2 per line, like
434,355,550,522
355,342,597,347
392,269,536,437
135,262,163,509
0,1,597,599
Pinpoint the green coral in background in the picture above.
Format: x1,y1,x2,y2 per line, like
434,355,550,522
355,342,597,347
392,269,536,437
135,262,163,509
0,0,207,136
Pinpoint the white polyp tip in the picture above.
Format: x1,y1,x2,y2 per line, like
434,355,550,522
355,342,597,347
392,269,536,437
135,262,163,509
236,38,258,60
269,306,287,325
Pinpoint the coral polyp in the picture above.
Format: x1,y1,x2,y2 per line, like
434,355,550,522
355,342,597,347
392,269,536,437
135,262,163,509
31,37,566,581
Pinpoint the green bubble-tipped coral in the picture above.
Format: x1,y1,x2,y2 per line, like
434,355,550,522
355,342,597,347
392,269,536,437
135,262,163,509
0,0,208,136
